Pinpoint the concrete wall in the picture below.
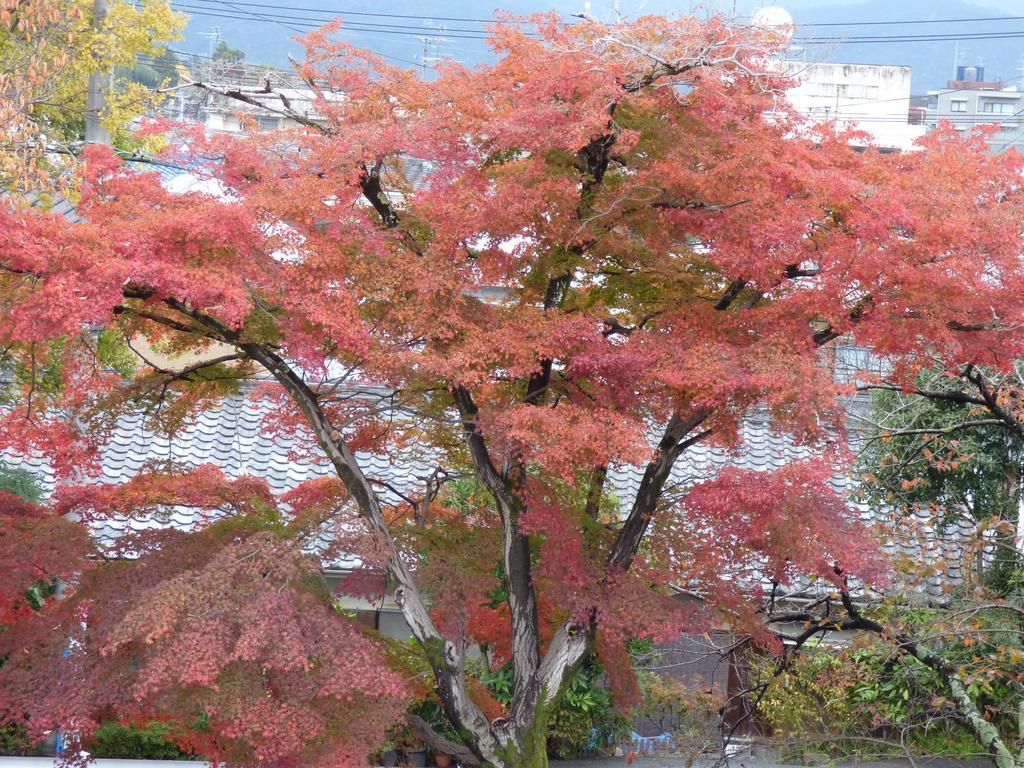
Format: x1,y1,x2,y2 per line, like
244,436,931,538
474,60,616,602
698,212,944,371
784,61,925,151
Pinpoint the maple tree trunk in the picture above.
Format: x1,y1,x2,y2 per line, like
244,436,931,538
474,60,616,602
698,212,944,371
497,728,551,768
412,702,555,768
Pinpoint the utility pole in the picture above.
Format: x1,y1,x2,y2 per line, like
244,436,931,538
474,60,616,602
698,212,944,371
84,0,110,145
417,26,448,81
199,27,221,59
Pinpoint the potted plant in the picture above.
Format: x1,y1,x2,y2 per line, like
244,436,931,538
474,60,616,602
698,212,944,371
408,700,465,767
391,727,427,767
401,744,427,767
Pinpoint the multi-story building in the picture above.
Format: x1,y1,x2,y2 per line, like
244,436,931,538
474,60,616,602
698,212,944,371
783,60,926,152
923,66,1024,155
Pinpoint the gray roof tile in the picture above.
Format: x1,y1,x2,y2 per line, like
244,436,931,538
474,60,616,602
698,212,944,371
2,391,976,595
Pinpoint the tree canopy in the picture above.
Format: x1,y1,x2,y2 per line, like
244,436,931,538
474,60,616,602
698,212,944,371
0,0,182,192
2,13,1024,768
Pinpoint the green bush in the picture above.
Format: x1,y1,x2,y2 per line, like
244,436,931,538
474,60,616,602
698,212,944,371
0,723,44,756
0,463,43,503
480,660,628,760
85,722,195,760
751,641,1015,760
548,662,629,759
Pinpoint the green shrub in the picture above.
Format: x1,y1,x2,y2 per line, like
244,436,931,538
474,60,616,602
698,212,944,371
85,722,195,760
751,640,1017,760
0,463,43,504
0,723,44,756
546,662,628,760
478,660,628,760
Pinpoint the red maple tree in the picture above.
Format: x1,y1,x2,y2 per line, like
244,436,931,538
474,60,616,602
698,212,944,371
3,13,1024,768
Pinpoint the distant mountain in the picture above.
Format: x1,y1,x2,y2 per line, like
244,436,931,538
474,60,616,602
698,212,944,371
174,0,1024,92
176,0,607,73
788,0,1024,91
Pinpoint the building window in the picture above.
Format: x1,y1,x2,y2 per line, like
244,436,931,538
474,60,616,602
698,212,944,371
817,83,836,96
950,100,968,112
980,101,1016,114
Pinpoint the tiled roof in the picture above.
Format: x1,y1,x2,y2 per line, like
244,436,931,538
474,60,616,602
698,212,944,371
11,191,83,223
3,394,432,568
2,390,976,595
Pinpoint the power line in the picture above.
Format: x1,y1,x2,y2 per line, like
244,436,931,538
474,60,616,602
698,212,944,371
796,30,1024,44
217,0,304,35
168,2,1024,52
174,2,1024,31
181,1,530,24
160,4,1024,78
167,2,1024,46
796,114,1024,124
178,5,1024,47
797,14,1024,27
172,6,482,60
183,0,503,36
172,5,494,40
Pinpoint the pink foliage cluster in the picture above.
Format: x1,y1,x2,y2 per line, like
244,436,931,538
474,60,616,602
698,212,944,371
0,524,407,767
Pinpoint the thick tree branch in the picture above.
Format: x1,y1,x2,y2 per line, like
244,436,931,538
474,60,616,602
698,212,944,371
541,413,715,742
752,569,1024,768
238,347,498,762
835,586,1022,768
111,306,208,337
652,197,750,213
584,465,608,519
187,80,326,131
489,120,622,728
451,386,541,732
714,279,747,311
358,160,401,230
713,263,819,312
856,383,988,408
608,409,712,570
408,714,482,768
965,366,1024,439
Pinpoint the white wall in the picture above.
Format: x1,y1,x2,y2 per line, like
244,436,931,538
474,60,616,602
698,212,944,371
784,61,926,151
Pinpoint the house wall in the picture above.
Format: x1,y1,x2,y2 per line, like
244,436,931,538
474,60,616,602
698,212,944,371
323,571,413,641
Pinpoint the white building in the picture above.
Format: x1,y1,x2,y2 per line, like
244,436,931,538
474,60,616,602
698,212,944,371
783,60,926,151
750,6,924,152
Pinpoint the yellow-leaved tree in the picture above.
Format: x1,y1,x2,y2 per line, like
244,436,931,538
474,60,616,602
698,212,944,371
0,0,184,193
